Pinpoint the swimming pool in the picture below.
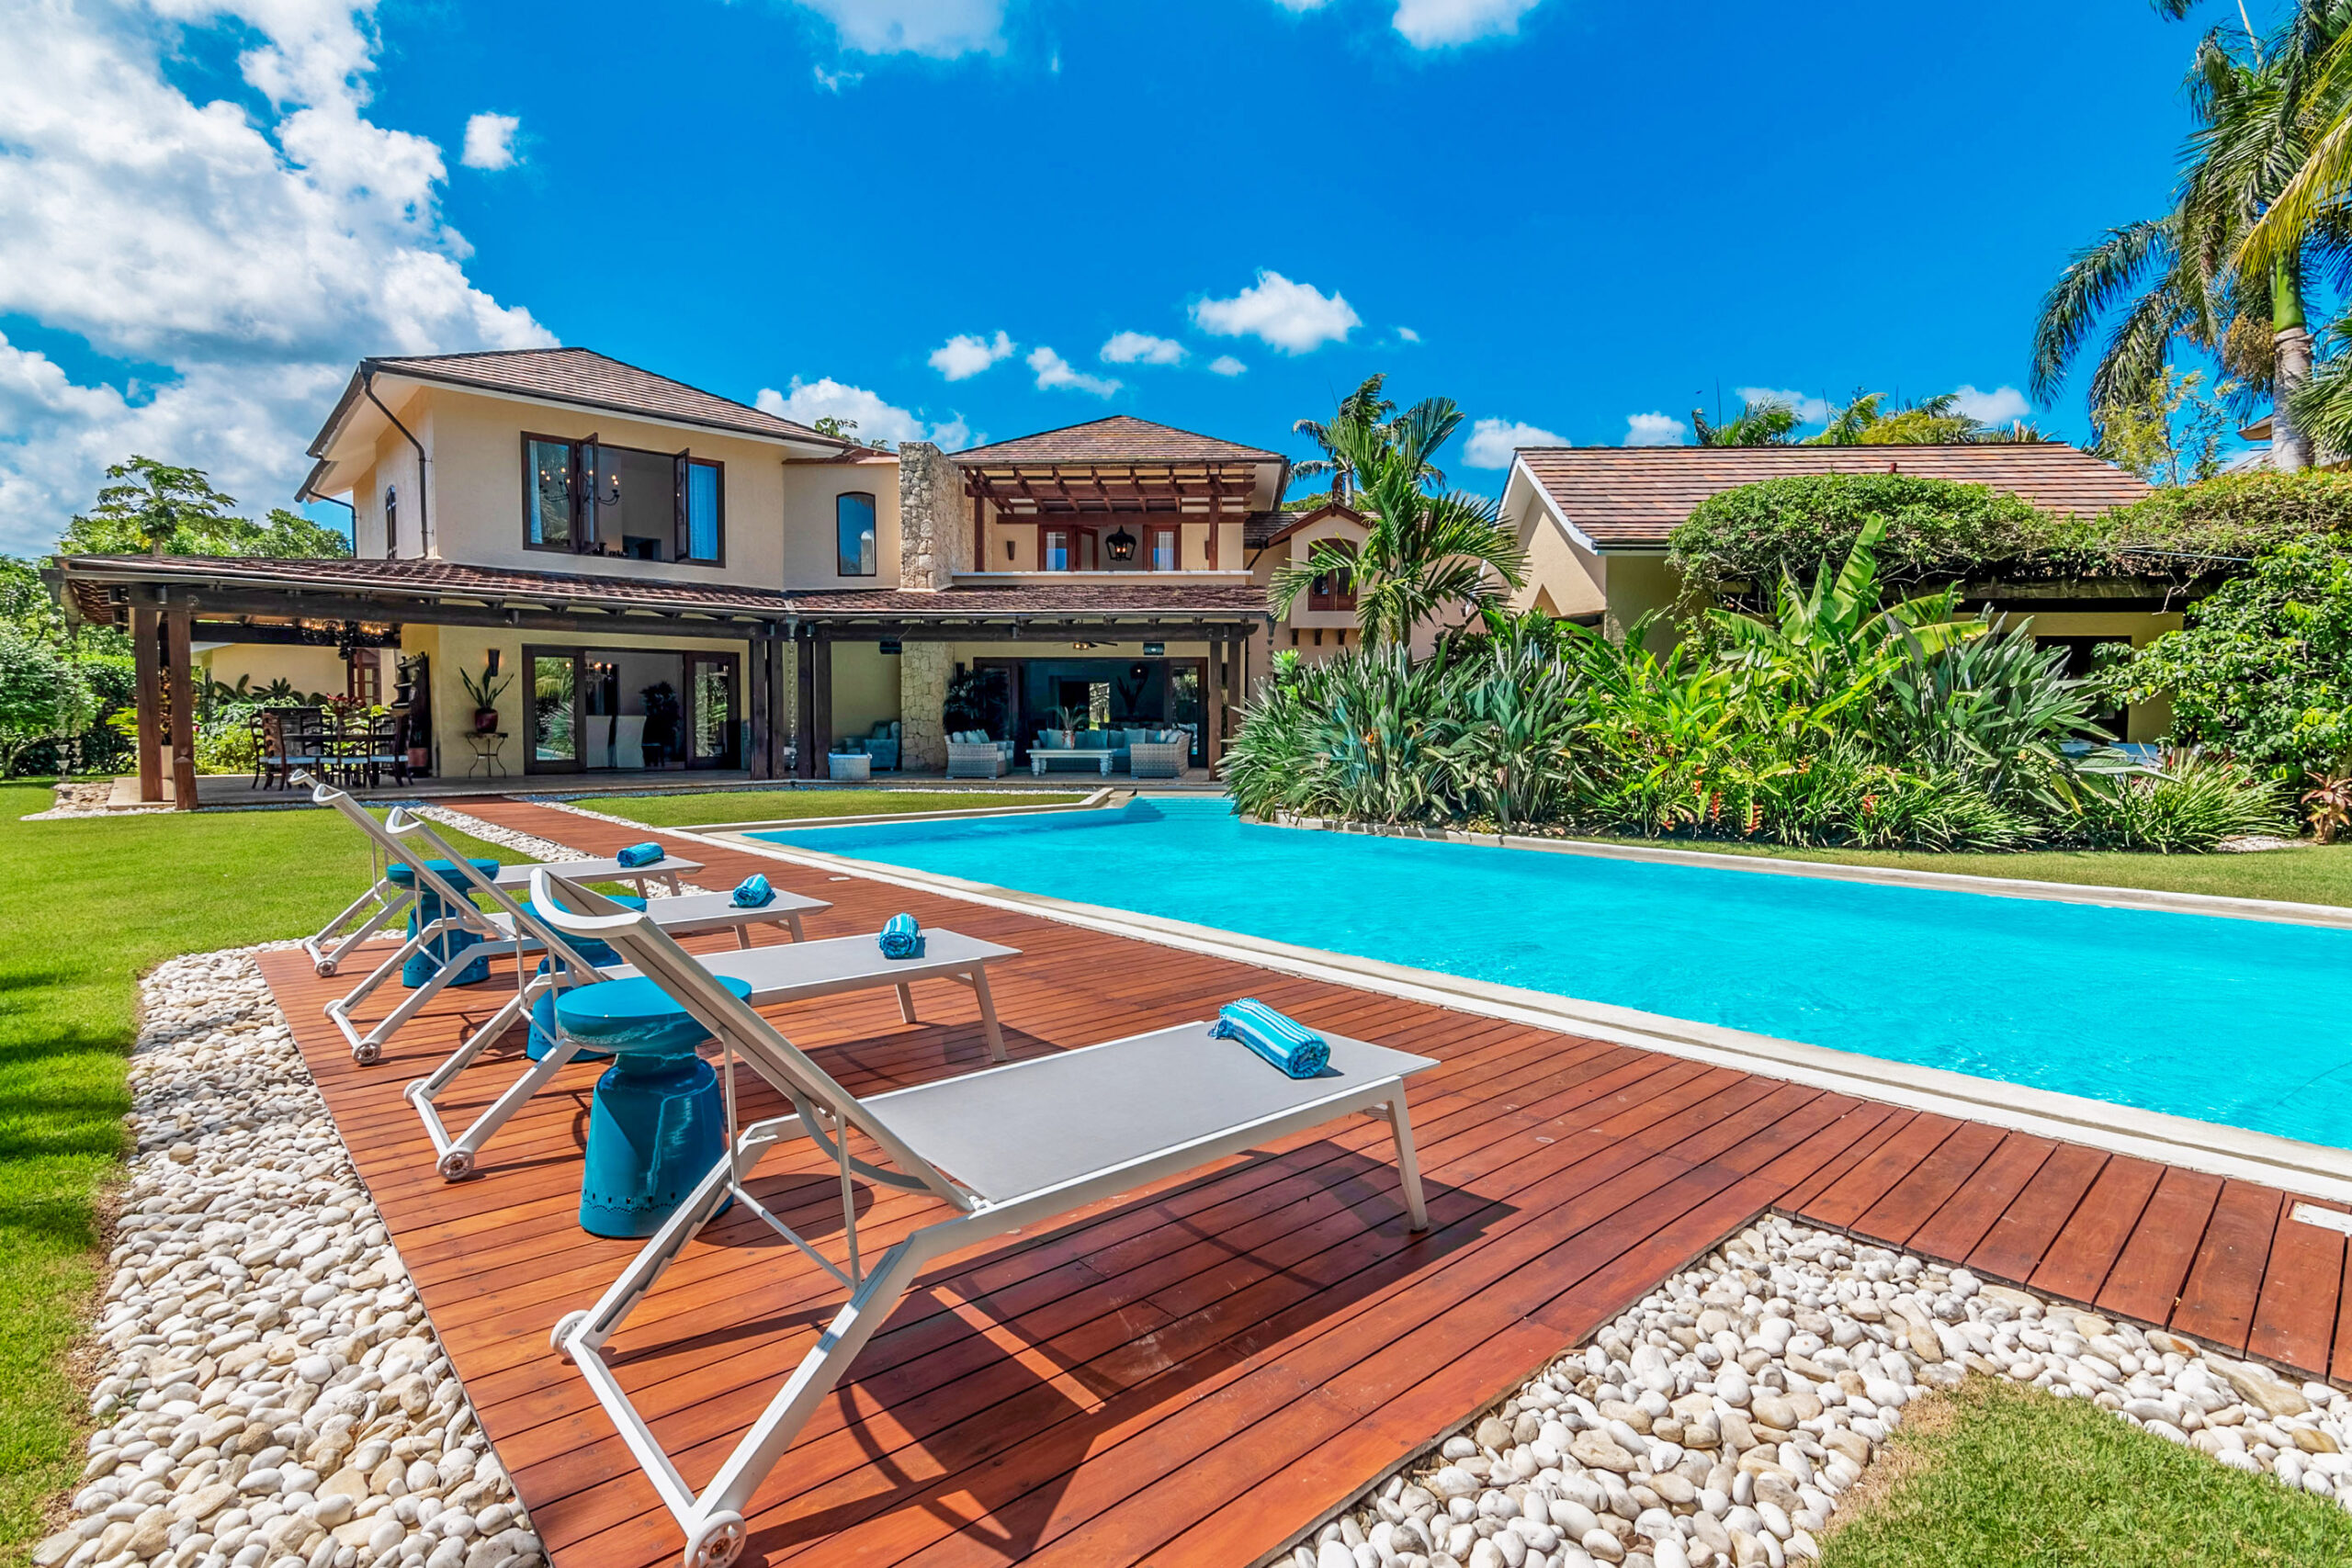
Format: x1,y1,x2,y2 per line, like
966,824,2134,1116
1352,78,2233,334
752,797,2352,1150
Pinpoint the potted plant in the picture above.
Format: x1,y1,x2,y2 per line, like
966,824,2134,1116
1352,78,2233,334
459,663,510,733
1048,703,1083,749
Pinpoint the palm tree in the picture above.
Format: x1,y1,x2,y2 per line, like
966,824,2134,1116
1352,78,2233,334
1270,397,1527,648
1291,374,1398,507
2035,4,2352,470
1690,397,1800,446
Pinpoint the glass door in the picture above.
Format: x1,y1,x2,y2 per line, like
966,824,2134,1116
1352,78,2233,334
1169,660,1204,764
526,649,582,773
685,653,739,769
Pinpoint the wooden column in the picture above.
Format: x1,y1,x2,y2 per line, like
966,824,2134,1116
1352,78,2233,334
808,634,833,776
766,639,795,780
130,603,164,803
746,637,771,780
164,608,198,809
793,631,818,778
1205,635,1226,771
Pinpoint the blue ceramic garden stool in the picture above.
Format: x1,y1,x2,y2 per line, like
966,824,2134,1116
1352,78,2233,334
387,859,502,988
556,974,752,1238
520,895,647,1062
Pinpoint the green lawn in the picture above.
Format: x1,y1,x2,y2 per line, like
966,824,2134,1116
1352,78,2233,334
1823,1376,2352,1567
0,784,514,1561
1567,834,2352,908
570,786,1084,829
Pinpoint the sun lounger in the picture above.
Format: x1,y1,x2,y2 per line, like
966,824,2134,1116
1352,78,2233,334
294,773,703,976
407,874,1013,1181
527,867,1433,1568
319,801,821,1069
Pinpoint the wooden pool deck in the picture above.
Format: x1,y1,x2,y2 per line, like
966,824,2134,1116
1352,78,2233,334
258,798,2352,1568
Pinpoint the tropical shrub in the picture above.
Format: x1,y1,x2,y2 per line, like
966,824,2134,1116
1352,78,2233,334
2066,750,2289,853
0,631,96,775
1669,469,2352,611
1227,518,2183,852
2098,538,2352,781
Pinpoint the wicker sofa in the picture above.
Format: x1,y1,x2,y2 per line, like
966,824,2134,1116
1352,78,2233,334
944,730,1013,778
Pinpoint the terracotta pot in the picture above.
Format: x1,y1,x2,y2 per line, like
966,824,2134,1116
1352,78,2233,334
473,708,499,733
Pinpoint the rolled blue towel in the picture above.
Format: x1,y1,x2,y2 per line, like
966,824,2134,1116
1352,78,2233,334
1210,998,1330,1079
731,874,774,908
878,912,924,960
616,841,664,869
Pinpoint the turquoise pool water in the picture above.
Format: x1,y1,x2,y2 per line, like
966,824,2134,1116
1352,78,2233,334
752,798,2352,1149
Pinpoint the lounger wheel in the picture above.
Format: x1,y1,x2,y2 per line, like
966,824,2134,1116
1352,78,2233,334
351,1041,381,1066
314,958,337,977
436,1147,475,1180
550,1310,589,1358
684,1511,745,1568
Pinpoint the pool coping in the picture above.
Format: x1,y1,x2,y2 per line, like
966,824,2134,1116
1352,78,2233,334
1269,811,2352,931
686,818,2352,1208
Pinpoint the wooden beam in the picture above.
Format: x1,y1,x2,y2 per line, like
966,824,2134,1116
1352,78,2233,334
130,603,164,803
164,608,198,809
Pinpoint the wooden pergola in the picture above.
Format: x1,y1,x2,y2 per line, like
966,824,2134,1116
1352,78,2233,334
51,556,1270,803
961,462,1262,571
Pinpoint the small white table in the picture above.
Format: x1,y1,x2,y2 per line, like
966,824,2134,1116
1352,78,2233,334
1030,748,1113,776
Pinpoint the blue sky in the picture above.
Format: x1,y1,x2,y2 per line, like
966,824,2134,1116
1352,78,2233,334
0,0,2270,550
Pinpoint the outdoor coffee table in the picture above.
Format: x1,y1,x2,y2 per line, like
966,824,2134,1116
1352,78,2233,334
1030,748,1112,776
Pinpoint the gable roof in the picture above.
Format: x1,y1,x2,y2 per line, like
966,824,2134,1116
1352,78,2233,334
1249,501,1371,551
954,415,1282,466
1514,444,2153,549
312,348,846,456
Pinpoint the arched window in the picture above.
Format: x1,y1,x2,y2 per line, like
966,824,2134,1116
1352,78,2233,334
837,492,877,576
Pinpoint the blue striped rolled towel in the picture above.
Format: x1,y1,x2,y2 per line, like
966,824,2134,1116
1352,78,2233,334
730,874,774,908
616,841,664,869
1210,998,1329,1078
878,912,924,959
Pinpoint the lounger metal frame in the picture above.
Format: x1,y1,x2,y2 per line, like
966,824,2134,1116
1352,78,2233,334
293,772,694,975
528,868,1430,1568
371,812,825,1179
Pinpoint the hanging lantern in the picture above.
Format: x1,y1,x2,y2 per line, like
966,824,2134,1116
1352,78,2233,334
1104,525,1137,562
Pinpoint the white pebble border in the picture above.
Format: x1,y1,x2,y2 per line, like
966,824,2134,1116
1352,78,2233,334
36,946,546,1568
1304,1213,2352,1568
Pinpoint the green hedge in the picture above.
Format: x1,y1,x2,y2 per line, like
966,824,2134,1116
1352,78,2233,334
1668,469,2352,602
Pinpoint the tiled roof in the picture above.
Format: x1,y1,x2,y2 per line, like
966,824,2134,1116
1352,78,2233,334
50,555,1271,627
351,349,842,447
1516,445,2153,548
954,415,1282,466
790,581,1271,619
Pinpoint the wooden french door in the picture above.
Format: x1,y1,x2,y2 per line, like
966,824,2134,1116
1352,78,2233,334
525,647,739,773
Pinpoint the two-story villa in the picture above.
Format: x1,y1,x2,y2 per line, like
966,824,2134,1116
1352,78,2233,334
53,349,1310,803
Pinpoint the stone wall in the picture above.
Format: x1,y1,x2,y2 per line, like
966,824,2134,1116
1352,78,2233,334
898,442,961,592
899,641,951,771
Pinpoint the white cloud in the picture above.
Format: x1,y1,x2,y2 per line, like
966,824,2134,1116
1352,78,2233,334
1396,325,1421,344
1100,331,1186,366
1027,345,1120,397
0,0,551,554
1207,355,1247,377
1624,412,1689,446
790,0,1007,56
1391,0,1545,46
1952,383,2031,427
755,377,967,447
1464,417,1564,468
1735,386,1833,424
1191,270,1360,355
811,64,865,92
928,330,1015,380
1271,0,1331,9
459,111,519,170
